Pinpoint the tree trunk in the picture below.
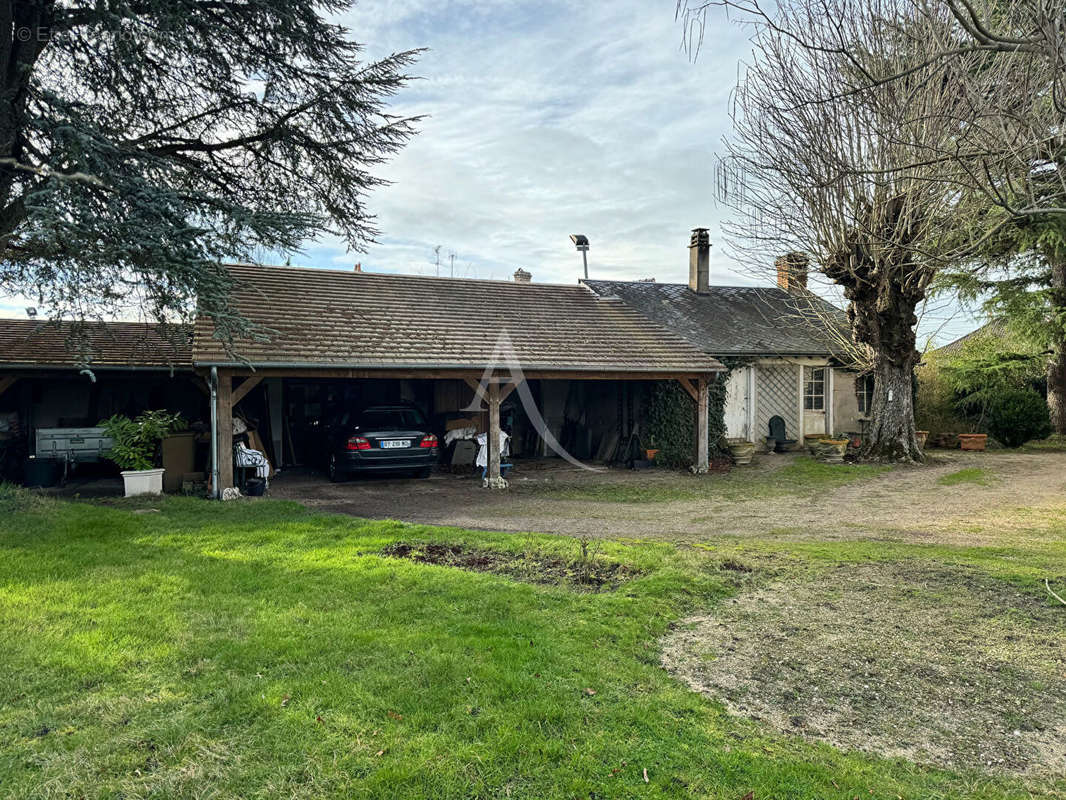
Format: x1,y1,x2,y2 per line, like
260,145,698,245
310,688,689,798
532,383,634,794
861,352,922,462
1047,258,1066,435
845,272,925,463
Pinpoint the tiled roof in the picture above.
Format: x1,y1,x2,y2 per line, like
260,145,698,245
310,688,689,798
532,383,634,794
192,264,724,374
0,319,192,368
583,280,849,357
934,319,1003,355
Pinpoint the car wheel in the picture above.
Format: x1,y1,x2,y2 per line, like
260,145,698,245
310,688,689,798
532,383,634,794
328,454,345,483
415,467,432,479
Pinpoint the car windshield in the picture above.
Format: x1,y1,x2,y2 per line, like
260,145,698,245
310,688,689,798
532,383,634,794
359,408,426,430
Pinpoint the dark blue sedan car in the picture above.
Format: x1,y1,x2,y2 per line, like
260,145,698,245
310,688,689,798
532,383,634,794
326,405,438,482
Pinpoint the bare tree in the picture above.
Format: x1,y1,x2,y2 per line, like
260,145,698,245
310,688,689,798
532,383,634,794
682,0,1065,218
685,0,1066,440
707,0,991,461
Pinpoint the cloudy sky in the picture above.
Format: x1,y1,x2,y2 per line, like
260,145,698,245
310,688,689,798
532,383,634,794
0,0,979,344
309,0,738,286
304,0,977,345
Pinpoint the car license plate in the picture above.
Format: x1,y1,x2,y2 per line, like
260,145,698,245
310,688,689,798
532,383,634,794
381,440,410,449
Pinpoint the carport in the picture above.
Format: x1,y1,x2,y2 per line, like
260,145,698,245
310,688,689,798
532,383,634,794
196,264,725,493
0,319,204,484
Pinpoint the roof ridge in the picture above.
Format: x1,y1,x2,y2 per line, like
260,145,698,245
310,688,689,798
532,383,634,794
227,262,590,290
584,278,791,291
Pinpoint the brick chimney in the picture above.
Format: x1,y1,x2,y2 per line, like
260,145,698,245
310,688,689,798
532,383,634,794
513,268,531,283
688,228,711,294
775,252,809,292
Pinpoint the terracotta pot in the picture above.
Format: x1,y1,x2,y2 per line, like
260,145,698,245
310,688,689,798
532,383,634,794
931,432,959,449
915,430,928,449
644,448,659,461
957,433,987,451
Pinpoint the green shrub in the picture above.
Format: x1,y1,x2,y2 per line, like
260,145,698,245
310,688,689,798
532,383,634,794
915,356,974,436
985,387,1051,448
100,410,185,471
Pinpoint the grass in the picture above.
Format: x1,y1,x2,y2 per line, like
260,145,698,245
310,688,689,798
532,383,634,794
1021,434,1066,452
524,456,890,504
0,486,1063,799
938,467,993,486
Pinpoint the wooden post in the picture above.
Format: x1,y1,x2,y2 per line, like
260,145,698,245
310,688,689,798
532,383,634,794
216,369,234,494
696,376,710,473
485,381,507,488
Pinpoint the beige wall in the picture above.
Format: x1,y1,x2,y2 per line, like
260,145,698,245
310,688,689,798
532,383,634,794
832,368,863,435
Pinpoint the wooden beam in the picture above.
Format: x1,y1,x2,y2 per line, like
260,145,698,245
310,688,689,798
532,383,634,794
231,375,263,407
0,375,18,399
464,375,521,403
695,377,709,473
199,366,723,382
216,370,234,494
676,377,699,403
499,380,520,403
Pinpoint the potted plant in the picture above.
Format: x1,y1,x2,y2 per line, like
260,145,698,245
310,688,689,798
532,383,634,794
100,410,185,497
812,437,849,463
726,437,756,465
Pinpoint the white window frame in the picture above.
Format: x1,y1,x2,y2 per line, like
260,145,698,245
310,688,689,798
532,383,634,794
803,366,826,411
856,374,875,415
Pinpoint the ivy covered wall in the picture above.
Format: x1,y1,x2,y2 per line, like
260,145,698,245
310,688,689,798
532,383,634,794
641,364,738,468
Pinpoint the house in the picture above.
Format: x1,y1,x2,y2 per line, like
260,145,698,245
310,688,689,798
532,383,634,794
585,229,869,447
0,266,724,493
0,232,870,493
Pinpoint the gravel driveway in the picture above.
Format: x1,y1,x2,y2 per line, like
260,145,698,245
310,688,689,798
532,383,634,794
269,450,1066,544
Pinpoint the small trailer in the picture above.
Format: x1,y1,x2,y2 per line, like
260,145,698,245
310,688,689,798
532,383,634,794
34,427,114,481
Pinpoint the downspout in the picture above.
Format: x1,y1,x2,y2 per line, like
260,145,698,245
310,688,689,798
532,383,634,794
209,366,220,499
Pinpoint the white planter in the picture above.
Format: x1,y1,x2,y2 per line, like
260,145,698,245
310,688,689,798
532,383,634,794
120,468,165,497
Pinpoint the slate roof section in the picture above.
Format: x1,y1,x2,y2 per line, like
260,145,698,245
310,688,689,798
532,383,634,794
0,319,192,368
192,264,725,374
583,280,849,358
934,319,1003,355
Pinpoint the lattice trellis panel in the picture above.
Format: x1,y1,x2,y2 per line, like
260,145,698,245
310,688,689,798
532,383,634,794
755,364,799,441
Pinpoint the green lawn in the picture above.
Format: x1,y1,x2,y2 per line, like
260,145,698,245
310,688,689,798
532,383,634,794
938,467,993,486
0,487,1062,799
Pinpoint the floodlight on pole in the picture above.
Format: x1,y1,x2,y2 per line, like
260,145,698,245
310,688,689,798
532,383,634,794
570,234,589,280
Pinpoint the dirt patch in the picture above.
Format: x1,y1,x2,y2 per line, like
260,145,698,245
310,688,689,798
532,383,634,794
271,452,1066,546
380,541,640,591
661,563,1066,778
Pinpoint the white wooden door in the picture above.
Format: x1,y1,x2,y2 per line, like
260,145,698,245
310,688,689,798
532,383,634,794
724,367,751,440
